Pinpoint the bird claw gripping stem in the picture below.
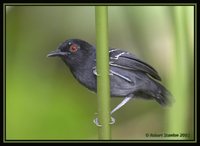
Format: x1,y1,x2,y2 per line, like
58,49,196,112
93,115,115,127
93,96,132,126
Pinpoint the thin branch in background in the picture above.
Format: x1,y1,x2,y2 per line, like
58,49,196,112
167,6,192,140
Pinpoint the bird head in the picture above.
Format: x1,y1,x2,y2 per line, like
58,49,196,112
47,39,95,68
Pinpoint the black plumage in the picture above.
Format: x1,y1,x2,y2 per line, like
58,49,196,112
47,39,172,124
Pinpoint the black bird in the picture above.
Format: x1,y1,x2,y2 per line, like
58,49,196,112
47,39,172,125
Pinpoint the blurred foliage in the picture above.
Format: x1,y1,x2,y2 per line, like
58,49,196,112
5,5,194,140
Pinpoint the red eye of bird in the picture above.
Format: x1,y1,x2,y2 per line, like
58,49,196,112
69,44,78,53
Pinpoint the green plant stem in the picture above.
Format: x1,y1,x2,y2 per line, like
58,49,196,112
95,6,111,140
167,6,191,139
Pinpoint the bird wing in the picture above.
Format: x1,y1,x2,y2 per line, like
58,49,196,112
92,66,133,83
109,49,161,81
92,49,161,83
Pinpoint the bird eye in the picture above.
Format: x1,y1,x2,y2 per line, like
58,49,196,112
69,44,78,53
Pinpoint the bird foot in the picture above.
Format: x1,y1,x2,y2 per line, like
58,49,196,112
93,116,115,127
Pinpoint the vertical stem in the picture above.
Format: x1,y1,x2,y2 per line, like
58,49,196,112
95,6,111,139
167,6,192,139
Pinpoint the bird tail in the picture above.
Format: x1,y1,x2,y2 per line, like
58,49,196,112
153,81,173,106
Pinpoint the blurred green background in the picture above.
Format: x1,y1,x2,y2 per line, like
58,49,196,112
5,5,194,140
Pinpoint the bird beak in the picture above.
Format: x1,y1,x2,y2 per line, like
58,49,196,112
47,49,67,57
